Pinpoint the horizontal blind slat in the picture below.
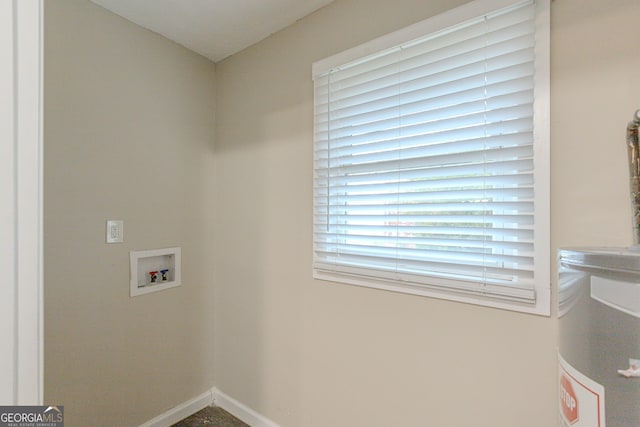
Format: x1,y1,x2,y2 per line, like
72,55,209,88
314,225,534,242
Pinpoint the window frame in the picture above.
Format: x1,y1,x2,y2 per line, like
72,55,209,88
312,0,550,316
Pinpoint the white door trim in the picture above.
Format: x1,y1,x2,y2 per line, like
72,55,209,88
0,0,44,405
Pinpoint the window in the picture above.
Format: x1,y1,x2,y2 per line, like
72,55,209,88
312,0,550,315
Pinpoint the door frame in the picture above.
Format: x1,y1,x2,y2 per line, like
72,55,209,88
0,0,44,405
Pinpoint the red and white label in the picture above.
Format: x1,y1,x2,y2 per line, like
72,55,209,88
560,374,579,424
559,354,606,427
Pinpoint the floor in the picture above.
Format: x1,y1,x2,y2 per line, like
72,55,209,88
172,406,250,427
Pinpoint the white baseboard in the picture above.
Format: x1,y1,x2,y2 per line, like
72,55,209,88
211,387,282,427
138,389,214,427
138,387,281,427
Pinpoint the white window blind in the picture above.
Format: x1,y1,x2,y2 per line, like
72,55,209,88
312,0,549,314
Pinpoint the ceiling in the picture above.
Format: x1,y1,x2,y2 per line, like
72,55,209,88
90,0,334,62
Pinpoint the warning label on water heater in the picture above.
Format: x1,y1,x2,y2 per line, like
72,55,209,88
559,354,606,426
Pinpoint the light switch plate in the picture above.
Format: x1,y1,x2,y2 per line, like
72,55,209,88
106,220,124,243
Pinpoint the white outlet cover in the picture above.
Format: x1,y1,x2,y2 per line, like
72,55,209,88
106,220,124,243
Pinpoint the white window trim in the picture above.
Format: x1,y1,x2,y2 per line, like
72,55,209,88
312,0,550,316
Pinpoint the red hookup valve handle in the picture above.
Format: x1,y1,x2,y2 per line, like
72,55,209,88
149,271,158,284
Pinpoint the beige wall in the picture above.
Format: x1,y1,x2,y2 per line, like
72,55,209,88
551,0,640,250
213,1,560,426
43,0,640,425
44,1,216,426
